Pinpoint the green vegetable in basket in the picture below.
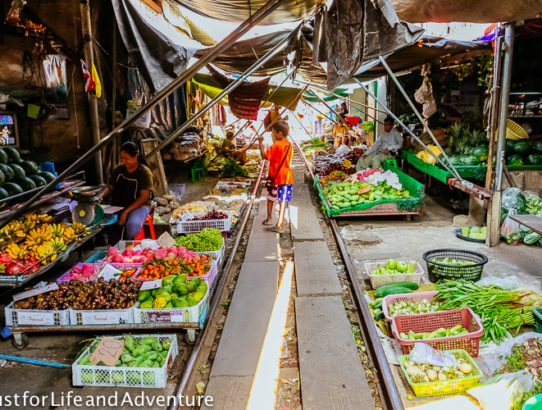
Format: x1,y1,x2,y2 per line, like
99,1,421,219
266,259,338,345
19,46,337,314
371,259,416,275
78,354,93,365
143,372,156,385
140,337,158,345
375,282,418,298
388,299,442,316
133,344,152,357
120,353,134,364
174,283,188,296
172,297,189,308
81,369,94,383
112,371,124,384
125,335,136,353
160,350,169,359
143,351,158,361
174,228,224,252
140,300,153,309
139,359,154,368
151,341,163,352
162,338,173,350
138,290,151,302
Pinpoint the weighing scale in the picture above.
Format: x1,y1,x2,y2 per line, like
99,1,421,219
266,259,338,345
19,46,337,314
69,186,105,226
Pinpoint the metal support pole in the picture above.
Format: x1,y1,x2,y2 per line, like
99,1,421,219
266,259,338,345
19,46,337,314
80,0,103,184
146,36,289,158
302,100,340,126
489,23,514,246
378,56,463,182
3,0,285,227
310,90,353,130
355,78,466,181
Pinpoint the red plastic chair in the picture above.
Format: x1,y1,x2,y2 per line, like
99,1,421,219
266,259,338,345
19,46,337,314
134,207,156,240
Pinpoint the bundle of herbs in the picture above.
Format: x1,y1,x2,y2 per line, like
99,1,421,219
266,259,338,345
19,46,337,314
436,280,535,344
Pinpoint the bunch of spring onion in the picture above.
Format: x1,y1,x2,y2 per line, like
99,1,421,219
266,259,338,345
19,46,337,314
436,280,535,344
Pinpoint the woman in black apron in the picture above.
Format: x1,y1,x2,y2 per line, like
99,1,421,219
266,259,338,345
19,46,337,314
98,141,154,244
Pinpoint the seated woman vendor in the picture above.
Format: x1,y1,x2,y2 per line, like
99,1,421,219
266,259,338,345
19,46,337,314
98,141,154,244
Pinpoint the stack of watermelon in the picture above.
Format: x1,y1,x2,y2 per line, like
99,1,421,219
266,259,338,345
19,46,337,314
0,147,55,201
445,145,489,167
506,140,542,166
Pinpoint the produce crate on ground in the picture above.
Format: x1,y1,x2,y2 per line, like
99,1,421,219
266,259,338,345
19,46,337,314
69,306,135,326
423,249,488,282
315,164,425,217
194,241,225,265
382,291,440,321
399,349,482,397
364,260,424,288
176,212,232,234
133,286,209,324
391,308,484,356
5,302,70,327
72,334,178,388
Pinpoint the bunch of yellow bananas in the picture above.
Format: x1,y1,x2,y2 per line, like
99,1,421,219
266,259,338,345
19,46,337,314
50,223,67,238
24,213,52,223
62,226,76,243
71,222,89,235
6,243,27,260
25,225,54,250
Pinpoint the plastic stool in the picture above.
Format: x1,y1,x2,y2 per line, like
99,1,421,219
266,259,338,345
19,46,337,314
134,215,156,240
190,158,205,183
383,158,398,168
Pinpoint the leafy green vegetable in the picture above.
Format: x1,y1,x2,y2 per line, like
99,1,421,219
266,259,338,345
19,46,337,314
222,159,248,178
175,228,223,251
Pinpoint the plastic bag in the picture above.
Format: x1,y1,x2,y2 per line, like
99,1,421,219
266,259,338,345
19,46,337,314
409,343,457,367
477,274,522,291
467,371,534,410
335,144,350,156
501,210,521,244
502,187,527,215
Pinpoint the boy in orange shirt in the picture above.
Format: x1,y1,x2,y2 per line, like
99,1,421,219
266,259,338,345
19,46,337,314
258,121,293,233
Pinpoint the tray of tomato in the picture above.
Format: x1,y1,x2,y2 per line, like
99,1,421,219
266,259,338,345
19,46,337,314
136,256,212,281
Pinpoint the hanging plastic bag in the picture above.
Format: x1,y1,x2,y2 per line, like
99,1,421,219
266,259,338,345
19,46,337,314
501,209,521,244
414,77,437,118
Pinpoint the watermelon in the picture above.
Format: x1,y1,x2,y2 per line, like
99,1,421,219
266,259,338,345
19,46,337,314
0,169,4,186
460,155,480,166
0,187,8,201
526,154,542,165
10,163,25,178
463,146,476,155
4,182,23,196
0,164,14,180
13,176,36,191
533,141,542,154
513,140,532,155
0,148,8,164
18,160,39,176
38,171,56,183
472,146,489,162
505,140,516,154
447,155,462,166
3,146,20,163
29,175,46,187
508,154,524,167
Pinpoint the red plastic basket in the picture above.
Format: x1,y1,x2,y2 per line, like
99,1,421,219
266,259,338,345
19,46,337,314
382,291,440,321
391,308,484,357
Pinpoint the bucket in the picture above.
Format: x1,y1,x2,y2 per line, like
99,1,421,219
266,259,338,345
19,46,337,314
27,104,41,119
523,394,542,410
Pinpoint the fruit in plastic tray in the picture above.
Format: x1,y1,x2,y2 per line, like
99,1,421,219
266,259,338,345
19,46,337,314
63,263,98,281
189,210,228,221
106,246,197,264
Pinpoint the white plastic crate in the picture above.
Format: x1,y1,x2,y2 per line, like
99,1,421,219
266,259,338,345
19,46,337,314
69,306,135,325
194,241,225,265
364,260,424,289
133,287,209,324
5,302,70,327
176,211,232,234
72,334,178,388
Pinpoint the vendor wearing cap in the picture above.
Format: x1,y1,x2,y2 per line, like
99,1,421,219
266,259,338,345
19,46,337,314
356,116,403,170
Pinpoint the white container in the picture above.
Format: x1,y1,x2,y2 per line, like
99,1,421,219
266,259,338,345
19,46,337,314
5,302,70,327
133,287,209,324
364,260,424,289
194,241,225,265
176,211,232,234
72,334,178,388
69,306,135,326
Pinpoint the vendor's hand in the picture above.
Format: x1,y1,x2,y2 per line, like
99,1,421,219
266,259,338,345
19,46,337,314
118,211,128,227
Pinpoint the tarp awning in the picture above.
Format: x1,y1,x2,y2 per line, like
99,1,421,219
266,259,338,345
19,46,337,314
169,0,325,25
303,89,350,102
392,0,542,23
354,36,492,81
192,73,304,110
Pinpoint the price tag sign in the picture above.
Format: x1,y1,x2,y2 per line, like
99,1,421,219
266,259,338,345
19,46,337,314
157,232,175,248
90,337,125,366
140,279,162,290
17,311,55,325
99,263,122,281
343,159,352,169
13,283,59,302
145,312,171,323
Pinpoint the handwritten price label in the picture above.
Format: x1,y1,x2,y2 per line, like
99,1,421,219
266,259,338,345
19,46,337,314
140,279,162,290
90,337,125,366
13,283,59,302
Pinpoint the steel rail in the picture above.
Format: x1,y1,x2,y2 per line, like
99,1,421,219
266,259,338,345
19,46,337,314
169,160,266,410
2,0,285,229
291,139,404,410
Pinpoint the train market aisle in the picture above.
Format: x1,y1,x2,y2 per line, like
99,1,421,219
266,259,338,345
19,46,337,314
202,152,375,409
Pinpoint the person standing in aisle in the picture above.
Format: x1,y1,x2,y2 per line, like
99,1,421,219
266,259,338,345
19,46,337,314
356,116,403,169
257,120,293,234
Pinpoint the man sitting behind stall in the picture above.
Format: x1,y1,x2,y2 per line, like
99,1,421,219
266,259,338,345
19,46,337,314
356,116,403,170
